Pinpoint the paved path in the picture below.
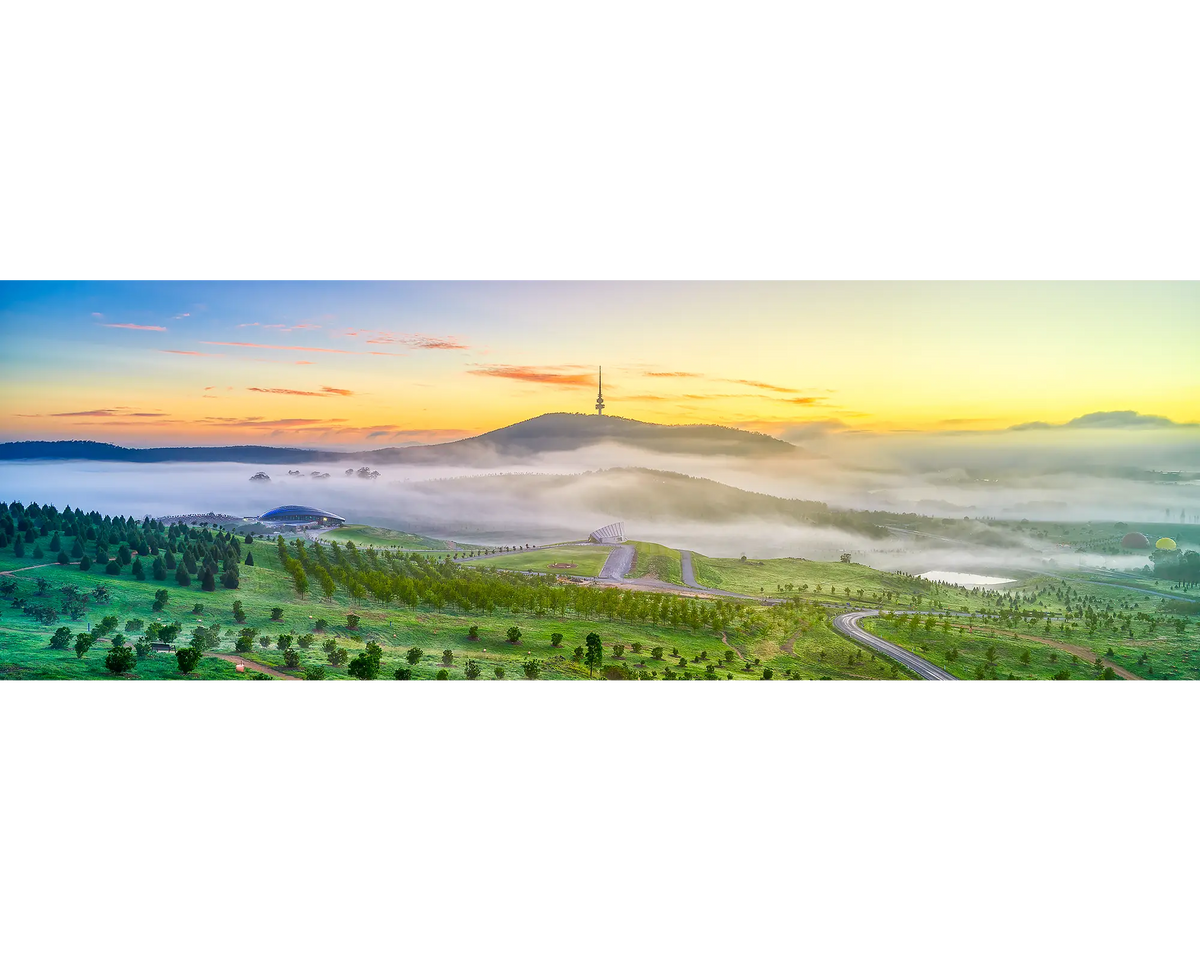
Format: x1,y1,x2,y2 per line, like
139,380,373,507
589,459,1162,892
598,544,636,580
831,610,958,681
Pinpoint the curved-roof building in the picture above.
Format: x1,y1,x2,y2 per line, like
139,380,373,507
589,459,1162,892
259,505,346,524
1155,537,1177,550
1120,531,1150,548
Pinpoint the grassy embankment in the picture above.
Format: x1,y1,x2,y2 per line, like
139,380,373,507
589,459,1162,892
460,544,611,577
318,525,460,552
628,541,682,584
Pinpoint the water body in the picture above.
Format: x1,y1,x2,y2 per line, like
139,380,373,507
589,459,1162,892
918,570,1016,587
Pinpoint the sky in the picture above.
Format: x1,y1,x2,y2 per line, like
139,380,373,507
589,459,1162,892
1,281,1197,449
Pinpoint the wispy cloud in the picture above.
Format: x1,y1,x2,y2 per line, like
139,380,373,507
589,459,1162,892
100,323,167,332
202,341,352,354
365,333,469,350
170,312,191,320
201,416,348,427
159,349,224,357
644,371,702,378
19,408,170,418
246,385,356,398
467,364,594,387
722,378,803,394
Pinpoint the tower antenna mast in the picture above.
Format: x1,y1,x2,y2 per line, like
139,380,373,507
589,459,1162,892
595,366,605,416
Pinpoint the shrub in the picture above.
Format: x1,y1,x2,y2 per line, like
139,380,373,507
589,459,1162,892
175,647,202,673
348,641,383,680
550,632,563,647
135,640,152,659
107,560,122,575
49,626,73,650
506,626,522,644
464,659,482,680
283,648,301,669
276,634,294,651
57,550,71,565
441,649,454,666
468,625,479,640
393,667,412,680
650,646,663,660
314,618,328,632
572,645,584,661
436,669,449,680
105,645,137,674
232,601,246,623
305,664,326,680
270,607,284,621
297,633,314,649
406,646,424,665
328,647,348,667
762,668,773,680
493,666,505,679
523,658,541,679
612,644,625,659
346,614,360,629
74,634,94,659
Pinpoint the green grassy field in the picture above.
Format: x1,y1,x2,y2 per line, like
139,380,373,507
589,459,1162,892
629,541,682,584
862,616,1109,680
0,524,898,680
693,555,928,601
4,514,1195,680
460,544,610,577
319,525,459,551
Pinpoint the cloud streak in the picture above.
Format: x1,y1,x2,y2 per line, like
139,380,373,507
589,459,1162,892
467,364,594,387
246,386,356,398
202,341,352,354
100,323,166,332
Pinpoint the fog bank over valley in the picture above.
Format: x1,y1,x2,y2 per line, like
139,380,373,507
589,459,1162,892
3,424,1197,579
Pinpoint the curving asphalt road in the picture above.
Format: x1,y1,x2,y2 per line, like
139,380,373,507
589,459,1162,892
831,609,958,681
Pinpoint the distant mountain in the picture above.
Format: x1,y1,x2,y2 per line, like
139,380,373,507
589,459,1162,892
0,440,344,463
364,414,802,463
0,414,802,465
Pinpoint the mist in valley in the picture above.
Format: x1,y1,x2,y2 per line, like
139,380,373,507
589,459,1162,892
2,424,1196,578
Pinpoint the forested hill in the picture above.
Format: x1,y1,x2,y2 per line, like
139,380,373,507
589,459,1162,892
354,413,803,463
0,440,344,463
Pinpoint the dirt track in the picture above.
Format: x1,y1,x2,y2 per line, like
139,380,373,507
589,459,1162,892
207,653,302,680
974,627,1143,680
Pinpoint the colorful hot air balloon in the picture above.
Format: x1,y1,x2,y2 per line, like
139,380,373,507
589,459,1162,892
1155,537,1177,550
1121,532,1150,548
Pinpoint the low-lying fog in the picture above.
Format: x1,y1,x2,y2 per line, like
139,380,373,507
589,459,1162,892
3,428,1197,578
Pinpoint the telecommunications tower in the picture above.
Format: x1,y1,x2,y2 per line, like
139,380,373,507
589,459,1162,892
595,366,605,415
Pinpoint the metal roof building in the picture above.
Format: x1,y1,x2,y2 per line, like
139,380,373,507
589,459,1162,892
258,505,346,524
